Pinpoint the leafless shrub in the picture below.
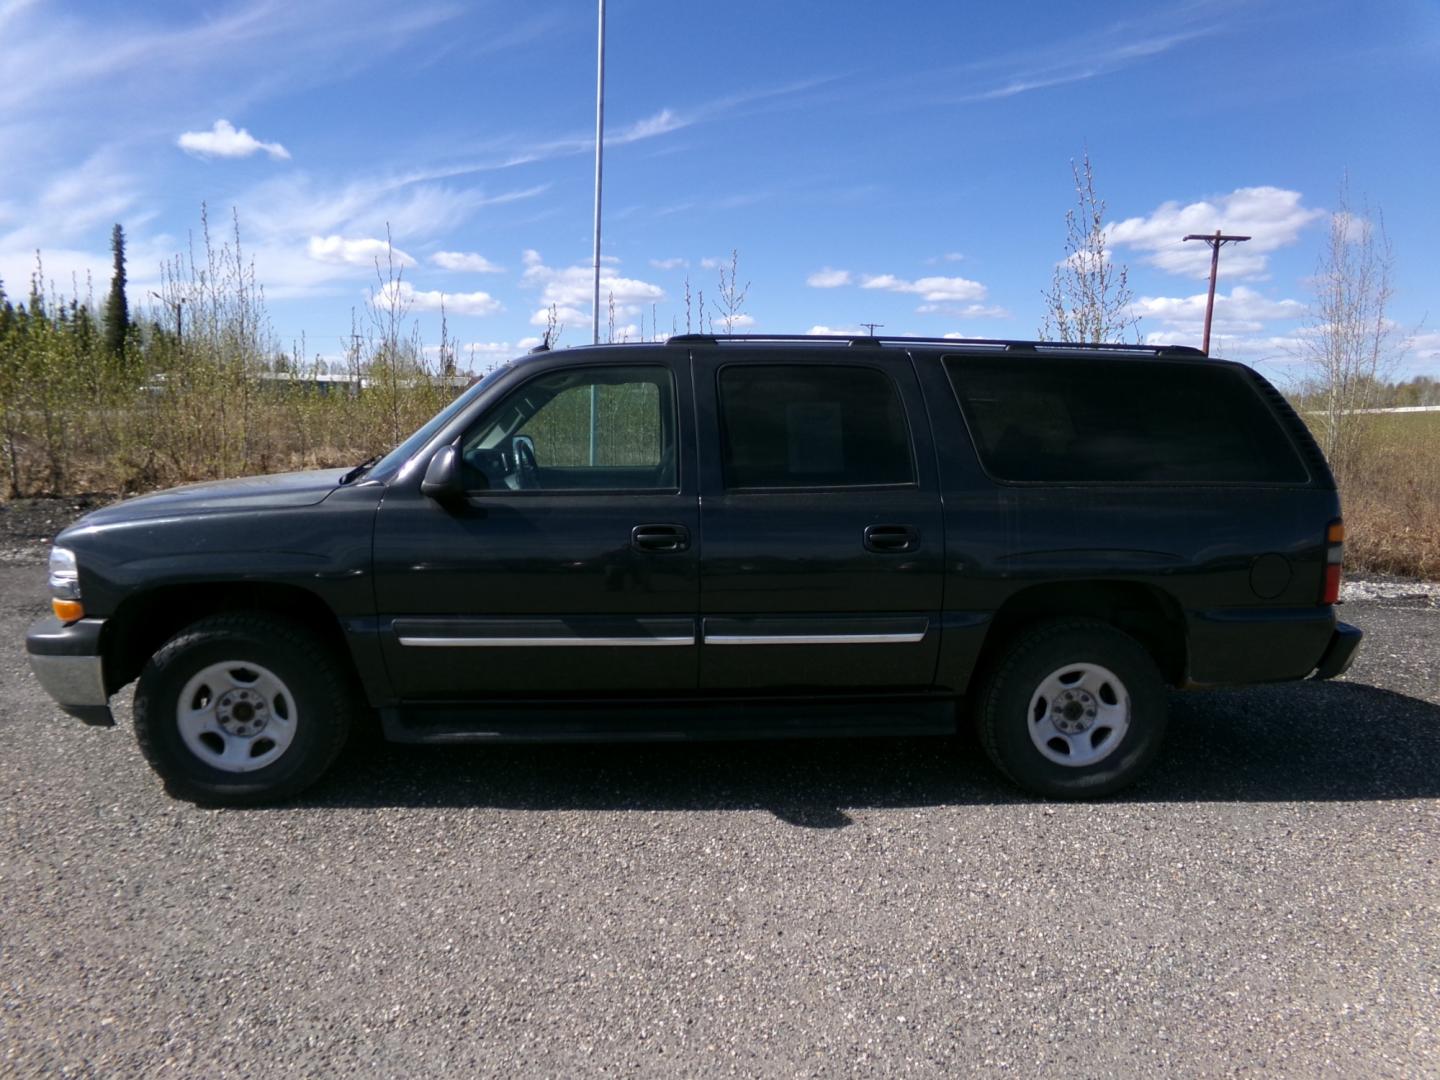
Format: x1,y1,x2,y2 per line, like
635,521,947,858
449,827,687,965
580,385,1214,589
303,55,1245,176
1039,151,1139,344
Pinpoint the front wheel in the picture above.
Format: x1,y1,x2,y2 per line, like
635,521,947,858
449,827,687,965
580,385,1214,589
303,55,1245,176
134,614,353,805
976,619,1168,799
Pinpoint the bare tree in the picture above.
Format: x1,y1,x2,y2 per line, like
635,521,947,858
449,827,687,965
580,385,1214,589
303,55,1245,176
1039,151,1139,344
714,249,750,335
1302,179,1398,483
542,302,563,349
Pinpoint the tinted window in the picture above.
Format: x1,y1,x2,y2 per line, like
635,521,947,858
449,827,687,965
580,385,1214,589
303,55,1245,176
946,357,1308,484
462,365,675,491
719,365,914,488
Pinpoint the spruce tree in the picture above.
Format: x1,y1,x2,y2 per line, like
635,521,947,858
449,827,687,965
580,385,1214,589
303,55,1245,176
104,223,129,358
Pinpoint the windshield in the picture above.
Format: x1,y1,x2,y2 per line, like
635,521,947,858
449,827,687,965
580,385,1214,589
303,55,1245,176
364,364,514,481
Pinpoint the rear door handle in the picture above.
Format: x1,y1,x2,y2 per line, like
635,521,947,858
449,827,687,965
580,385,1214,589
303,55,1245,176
631,523,691,553
863,524,919,553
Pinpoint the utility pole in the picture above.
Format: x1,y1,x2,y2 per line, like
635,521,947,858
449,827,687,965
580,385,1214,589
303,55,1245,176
591,0,606,346
1183,229,1251,355
859,322,884,336
148,291,184,341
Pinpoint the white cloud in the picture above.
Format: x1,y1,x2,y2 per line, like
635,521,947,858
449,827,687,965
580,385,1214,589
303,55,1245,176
431,250,503,273
1108,187,1325,280
808,324,865,336
650,257,687,270
716,314,756,330
806,268,851,288
374,279,501,317
1132,286,1305,336
699,257,724,270
1404,331,1440,365
308,234,414,268
926,252,965,265
530,304,589,328
861,273,987,302
177,119,290,161
521,250,664,325
916,302,1009,319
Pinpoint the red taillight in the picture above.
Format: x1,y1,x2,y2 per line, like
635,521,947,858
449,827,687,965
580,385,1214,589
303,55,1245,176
1321,518,1344,605
1322,562,1342,605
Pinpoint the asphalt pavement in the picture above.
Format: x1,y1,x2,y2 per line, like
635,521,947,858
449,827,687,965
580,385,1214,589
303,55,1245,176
2,558,1437,1078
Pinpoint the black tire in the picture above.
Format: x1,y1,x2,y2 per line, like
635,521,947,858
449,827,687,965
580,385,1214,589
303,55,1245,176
976,619,1167,799
133,614,353,806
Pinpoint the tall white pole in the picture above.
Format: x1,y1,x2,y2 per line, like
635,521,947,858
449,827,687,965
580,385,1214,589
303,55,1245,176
591,0,606,346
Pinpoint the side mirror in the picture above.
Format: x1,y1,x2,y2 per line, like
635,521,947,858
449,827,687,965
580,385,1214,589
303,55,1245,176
420,445,464,502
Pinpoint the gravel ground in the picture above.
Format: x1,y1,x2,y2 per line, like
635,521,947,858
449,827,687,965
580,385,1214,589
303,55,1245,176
1,534,1437,1076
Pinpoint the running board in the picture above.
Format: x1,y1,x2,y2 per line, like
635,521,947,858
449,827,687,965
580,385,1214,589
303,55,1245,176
380,698,956,745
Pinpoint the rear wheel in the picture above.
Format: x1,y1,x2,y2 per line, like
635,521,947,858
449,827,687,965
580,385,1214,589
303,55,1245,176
977,619,1167,799
134,614,353,805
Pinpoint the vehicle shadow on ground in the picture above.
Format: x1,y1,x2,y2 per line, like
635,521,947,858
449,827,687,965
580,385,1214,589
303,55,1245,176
296,680,1440,826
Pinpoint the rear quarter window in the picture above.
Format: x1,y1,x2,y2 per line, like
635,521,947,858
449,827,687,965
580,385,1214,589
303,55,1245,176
945,356,1309,484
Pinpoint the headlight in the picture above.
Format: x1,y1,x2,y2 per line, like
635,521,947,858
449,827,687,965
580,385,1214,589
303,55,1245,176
48,547,81,599
48,547,85,622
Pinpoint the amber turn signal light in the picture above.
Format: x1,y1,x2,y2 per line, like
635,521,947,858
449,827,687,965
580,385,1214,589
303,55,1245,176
1326,522,1345,543
52,599,85,622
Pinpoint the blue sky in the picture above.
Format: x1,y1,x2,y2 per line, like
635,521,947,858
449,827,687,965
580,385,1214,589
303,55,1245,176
2,0,1437,381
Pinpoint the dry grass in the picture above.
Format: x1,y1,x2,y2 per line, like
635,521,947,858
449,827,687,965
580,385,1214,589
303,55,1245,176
1338,412,1440,580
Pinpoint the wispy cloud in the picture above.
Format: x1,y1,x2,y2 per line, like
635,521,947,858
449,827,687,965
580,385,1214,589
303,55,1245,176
0,0,466,116
884,9,1229,109
179,119,290,161
0,150,144,253
386,78,839,191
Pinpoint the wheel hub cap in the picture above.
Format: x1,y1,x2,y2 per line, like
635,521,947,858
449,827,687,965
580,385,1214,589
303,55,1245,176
1027,661,1131,768
176,660,298,773
1052,689,1098,734
216,688,270,737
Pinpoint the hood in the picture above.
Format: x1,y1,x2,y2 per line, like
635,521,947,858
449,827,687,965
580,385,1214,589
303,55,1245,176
64,469,348,530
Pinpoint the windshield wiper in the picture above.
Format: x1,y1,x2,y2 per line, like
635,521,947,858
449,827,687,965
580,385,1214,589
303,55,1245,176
339,455,381,485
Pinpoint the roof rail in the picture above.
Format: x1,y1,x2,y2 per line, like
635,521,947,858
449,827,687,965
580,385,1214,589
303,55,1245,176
666,332,882,349
662,333,1205,357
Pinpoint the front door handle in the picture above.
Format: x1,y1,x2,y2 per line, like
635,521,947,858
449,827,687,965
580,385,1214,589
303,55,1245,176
863,524,919,553
632,523,691,553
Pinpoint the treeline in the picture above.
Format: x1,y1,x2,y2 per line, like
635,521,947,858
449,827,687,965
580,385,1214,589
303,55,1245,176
1290,375,1440,413
0,210,454,497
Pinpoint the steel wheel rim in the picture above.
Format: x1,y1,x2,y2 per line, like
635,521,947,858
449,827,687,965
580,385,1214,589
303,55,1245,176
176,660,298,773
1027,661,1130,767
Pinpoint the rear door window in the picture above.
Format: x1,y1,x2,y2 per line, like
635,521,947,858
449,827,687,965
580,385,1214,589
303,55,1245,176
945,357,1309,484
718,364,914,489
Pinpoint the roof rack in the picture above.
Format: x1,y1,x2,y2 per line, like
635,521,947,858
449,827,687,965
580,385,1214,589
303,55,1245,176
663,333,1206,358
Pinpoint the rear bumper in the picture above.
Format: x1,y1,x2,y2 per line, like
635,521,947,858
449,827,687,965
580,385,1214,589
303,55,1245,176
1186,606,1353,686
1312,621,1363,680
26,616,114,726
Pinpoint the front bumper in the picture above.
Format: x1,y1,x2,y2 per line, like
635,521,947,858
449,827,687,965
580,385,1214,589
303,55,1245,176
1312,621,1363,680
26,616,113,726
